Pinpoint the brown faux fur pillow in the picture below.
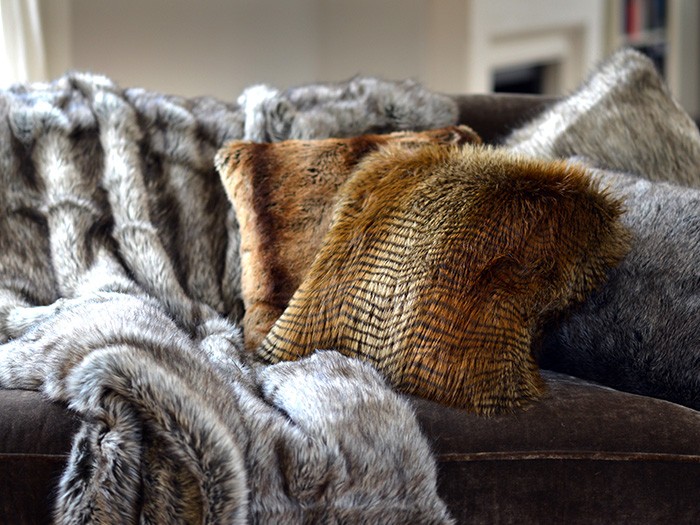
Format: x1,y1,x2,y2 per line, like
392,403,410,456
216,126,481,349
258,144,630,414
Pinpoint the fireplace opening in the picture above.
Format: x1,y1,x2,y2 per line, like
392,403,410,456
493,62,558,94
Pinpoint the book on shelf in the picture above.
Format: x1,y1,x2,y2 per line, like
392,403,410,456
623,0,666,37
620,0,667,74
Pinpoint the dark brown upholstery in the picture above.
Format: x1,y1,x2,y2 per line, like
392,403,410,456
415,371,700,524
450,93,558,144
0,390,78,524
1,93,698,524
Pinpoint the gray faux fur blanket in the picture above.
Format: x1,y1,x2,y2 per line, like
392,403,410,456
0,73,458,524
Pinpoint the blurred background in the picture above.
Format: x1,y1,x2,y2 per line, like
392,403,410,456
2,0,699,117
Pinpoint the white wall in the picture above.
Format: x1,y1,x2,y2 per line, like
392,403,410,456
39,0,614,102
43,0,317,99
40,0,439,100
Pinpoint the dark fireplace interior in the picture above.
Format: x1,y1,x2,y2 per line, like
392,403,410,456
493,63,551,94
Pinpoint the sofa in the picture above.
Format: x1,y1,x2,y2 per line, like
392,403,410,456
1,84,699,524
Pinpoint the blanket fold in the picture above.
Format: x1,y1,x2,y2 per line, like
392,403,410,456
0,72,457,524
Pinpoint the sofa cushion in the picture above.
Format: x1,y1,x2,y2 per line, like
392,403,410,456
215,126,480,350
506,48,700,188
0,390,79,525
415,370,700,524
257,144,629,413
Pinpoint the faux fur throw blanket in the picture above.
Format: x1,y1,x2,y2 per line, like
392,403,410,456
0,73,457,524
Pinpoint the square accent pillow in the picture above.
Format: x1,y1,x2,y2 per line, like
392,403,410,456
258,144,630,414
506,48,700,188
215,126,481,350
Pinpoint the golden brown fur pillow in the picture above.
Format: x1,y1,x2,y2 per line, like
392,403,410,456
258,144,630,414
216,126,481,349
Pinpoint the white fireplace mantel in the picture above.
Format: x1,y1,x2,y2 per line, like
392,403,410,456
425,0,606,95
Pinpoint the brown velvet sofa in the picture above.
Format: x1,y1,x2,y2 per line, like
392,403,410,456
1,94,699,524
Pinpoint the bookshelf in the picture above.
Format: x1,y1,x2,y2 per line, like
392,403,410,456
607,0,700,117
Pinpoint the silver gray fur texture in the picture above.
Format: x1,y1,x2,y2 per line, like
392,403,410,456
539,167,700,410
507,48,700,410
506,48,700,188
0,73,455,524
238,76,459,142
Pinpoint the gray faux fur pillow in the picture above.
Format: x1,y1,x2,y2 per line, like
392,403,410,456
539,167,700,410
506,48,700,188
